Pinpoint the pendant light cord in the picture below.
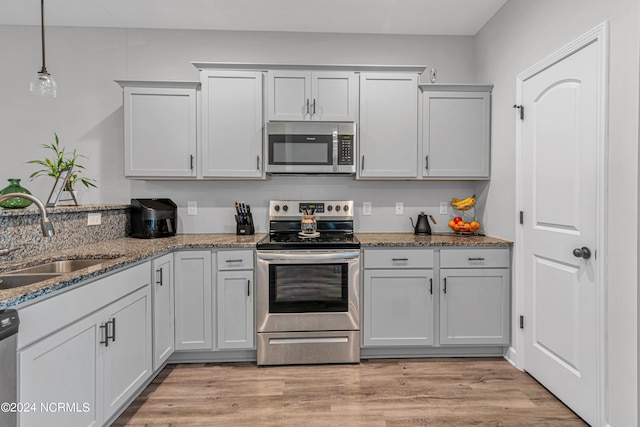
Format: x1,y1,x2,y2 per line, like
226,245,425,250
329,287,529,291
40,0,47,74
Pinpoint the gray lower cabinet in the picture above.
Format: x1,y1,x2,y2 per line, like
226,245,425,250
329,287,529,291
152,253,174,370
18,263,152,427
216,250,255,350
439,249,511,345
363,269,435,346
362,249,435,347
173,250,213,351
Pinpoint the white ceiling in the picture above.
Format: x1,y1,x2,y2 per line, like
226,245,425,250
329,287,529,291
0,0,508,36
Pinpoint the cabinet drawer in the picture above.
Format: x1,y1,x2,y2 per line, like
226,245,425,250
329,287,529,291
364,249,434,269
440,248,510,268
217,250,254,270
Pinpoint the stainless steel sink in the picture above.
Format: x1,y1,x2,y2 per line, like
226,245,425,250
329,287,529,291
8,258,116,274
0,274,62,290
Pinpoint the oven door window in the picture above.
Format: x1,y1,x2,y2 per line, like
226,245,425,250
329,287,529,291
269,135,333,165
269,263,348,313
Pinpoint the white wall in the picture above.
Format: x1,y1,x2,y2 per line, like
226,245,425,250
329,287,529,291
0,25,479,232
475,0,639,425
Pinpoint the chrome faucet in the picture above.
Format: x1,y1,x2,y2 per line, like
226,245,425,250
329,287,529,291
0,193,55,256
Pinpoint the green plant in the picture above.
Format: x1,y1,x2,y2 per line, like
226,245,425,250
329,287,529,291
28,133,97,191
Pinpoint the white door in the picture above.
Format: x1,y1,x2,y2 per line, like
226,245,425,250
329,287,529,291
520,31,604,425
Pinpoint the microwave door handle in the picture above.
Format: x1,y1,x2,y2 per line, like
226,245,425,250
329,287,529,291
257,252,360,261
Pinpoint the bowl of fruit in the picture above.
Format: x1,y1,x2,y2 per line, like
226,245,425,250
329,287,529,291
448,194,481,234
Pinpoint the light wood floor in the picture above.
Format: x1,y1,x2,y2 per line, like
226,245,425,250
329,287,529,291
114,358,587,426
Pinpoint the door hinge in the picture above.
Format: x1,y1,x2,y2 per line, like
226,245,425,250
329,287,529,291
519,211,524,225
519,315,524,329
513,104,524,120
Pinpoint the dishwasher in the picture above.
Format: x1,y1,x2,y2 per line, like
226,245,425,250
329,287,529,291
0,309,19,427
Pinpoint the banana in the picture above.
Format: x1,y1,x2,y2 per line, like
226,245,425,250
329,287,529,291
450,194,476,211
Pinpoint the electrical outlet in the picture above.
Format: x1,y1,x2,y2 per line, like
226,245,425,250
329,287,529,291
363,202,372,216
87,212,101,226
395,202,404,215
440,202,448,215
187,201,197,216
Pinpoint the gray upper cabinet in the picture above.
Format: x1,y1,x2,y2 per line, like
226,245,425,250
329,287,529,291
267,71,358,121
359,73,419,178
117,81,199,178
201,70,264,178
421,85,492,179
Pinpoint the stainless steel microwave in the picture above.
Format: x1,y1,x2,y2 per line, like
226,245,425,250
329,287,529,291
265,122,356,174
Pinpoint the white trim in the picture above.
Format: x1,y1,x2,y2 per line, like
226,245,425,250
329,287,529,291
514,21,609,427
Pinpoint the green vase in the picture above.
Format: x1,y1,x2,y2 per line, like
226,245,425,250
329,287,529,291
0,178,33,209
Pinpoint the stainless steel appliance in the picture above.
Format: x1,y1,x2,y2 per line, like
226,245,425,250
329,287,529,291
256,200,360,365
265,122,356,174
0,309,19,427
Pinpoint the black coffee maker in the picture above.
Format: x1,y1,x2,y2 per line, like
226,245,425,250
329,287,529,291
130,198,177,238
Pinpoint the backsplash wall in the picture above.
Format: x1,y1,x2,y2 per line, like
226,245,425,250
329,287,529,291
131,177,486,234
0,205,129,263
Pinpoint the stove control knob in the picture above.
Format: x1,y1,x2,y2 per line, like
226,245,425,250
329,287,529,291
282,205,288,212
343,205,349,212
327,205,333,212
274,205,280,212
335,205,341,212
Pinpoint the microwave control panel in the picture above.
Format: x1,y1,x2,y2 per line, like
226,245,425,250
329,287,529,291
338,136,354,165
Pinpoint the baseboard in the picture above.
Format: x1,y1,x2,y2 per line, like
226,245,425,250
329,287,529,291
505,346,518,368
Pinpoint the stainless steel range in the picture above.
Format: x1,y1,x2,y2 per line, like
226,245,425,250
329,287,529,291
256,200,360,366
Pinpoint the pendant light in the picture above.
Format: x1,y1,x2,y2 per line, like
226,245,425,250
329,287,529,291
29,0,57,97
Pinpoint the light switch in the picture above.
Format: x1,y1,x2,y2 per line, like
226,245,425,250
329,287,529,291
187,201,197,216
363,202,372,216
395,202,404,215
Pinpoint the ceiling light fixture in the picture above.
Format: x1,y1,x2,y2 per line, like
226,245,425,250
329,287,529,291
29,0,57,97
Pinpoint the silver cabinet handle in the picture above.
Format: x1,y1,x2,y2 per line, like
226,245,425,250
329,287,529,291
468,257,485,261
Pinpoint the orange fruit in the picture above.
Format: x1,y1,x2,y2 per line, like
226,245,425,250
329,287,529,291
448,220,456,228
470,221,480,228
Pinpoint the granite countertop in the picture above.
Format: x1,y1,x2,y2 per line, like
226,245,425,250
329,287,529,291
0,233,265,310
356,232,513,247
0,232,512,309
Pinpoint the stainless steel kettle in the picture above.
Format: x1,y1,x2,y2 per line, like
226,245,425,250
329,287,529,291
410,212,436,235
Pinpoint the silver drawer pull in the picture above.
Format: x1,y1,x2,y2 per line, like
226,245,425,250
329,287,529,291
392,258,409,262
468,257,485,261
225,259,244,263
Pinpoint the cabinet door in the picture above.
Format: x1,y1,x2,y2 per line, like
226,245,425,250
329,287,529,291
174,251,213,350
102,286,152,421
363,269,434,347
422,91,490,178
202,71,264,178
123,86,197,177
267,71,311,121
19,311,103,427
311,72,358,121
217,270,254,349
152,253,174,371
440,269,510,345
359,73,419,178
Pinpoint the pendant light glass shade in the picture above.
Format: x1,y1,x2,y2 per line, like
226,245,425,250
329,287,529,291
30,69,57,97
30,0,56,97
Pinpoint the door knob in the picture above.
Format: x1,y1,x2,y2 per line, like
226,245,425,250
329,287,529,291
573,247,592,260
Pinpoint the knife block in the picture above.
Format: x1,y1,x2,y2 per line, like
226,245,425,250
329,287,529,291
236,213,255,235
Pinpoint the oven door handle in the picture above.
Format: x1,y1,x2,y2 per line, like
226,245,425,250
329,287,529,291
257,252,360,261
